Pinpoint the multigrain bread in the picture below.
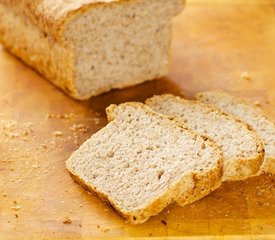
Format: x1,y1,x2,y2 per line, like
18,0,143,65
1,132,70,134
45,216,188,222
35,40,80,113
0,0,184,100
146,94,265,184
197,91,275,174
66,102,223,224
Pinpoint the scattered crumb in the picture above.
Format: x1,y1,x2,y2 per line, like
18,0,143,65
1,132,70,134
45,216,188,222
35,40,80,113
53,131,63,137
254,101,261,107
47,113,75,120
97,225,100,229
41,144,48,149
79,204,83,207
2,193,7,197
79,224,82,228
241,71,251,80
161,220,167,226
63,217,72,224
10,205,21,211
102,226,110,233
6,132,20,138
32,164,39,169
15,214,18,218
93,118,100,125
70,124,88,133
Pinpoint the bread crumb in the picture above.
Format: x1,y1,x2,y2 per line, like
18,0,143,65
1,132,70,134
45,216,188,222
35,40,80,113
79,204,83,207
63,217,72,224
161,219,167,226
53,131,63,137
93,118,100,125
102,226,110,233
254,101,261,107
2,193,7,197
47,113,74,119
41,144,48,149
32,164,39,169
70,124,88,133
241,71,251,80
10,205,21,211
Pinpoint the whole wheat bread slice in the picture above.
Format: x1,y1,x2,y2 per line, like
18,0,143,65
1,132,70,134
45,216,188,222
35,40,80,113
197,91,275,174
66,102,222,224
146,94,264,186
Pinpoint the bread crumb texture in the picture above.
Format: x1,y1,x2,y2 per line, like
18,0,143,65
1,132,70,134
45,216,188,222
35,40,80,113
66,102,222,224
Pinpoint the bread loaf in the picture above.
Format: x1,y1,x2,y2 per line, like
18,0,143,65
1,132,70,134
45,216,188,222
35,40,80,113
0,0,184,99
66,102,222,224
197,91,275,174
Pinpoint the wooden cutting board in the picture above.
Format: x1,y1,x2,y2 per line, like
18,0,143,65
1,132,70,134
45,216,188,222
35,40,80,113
0,0,274,239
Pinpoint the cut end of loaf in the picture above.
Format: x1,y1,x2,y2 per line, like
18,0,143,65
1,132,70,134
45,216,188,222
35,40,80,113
66,102,222,224
64,0,184,99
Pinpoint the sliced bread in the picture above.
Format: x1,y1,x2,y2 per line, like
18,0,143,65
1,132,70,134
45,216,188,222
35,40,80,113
196,91,275,174
146,94,265,185
0,0,184,99
66,102,222,224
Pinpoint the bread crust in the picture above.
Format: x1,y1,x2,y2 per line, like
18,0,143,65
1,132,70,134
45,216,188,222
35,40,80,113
1,0,185,42
196,91,274,175
66,102,222,224
146,94,265,182
176,135,223,206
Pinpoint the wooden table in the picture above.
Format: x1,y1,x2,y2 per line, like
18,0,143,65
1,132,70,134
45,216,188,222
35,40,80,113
0,0,274,239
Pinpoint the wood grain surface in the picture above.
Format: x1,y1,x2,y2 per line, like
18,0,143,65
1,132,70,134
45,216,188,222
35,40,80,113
0,0,274,239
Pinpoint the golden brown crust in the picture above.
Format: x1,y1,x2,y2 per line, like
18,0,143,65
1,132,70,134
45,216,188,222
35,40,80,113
1,0,185,42
176,135,223,206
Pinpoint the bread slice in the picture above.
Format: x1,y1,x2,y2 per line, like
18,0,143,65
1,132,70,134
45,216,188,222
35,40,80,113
197,91,275,174
0,0,184,100
146,94,265,184
66,102,222,224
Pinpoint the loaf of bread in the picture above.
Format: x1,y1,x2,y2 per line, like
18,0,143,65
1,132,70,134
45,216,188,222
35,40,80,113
66,102,222,224
197,91,275,174
146,94,265,184
0,0,184,99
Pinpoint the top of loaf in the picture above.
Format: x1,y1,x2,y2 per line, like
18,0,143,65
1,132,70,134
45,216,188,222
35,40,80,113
2,0,185,41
